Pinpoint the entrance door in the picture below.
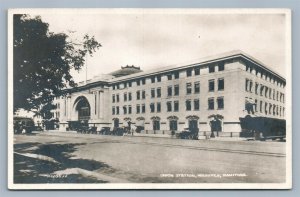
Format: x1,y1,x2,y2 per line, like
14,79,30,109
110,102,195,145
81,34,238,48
210,119,222,132
188,120,198,132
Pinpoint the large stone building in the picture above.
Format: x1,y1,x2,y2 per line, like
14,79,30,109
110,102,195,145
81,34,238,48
56,50,286,135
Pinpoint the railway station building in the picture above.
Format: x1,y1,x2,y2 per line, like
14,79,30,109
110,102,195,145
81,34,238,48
55,50,286,135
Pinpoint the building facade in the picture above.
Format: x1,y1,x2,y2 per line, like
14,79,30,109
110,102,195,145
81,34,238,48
57,50,286,134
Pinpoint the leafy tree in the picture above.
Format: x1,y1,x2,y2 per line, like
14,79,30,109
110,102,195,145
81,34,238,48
13,14,101,116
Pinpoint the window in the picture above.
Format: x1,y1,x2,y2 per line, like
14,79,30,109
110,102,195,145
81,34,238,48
260,101,263,113
167,74,172,80
124,93,127,101
136,80,140,86
128,105,132,114
186,100,191,111
273,89,275,100
116,106,119,115
194,99,200,111
174,101,179,112
217,97,224,109
128,81,132,87
276,91,279,101
174,71,179,79
142,78,146,85
112,107,115,115
113,85,115,90
153,120,160,131
136,91,140,100
124,83,127,88
260,85,264,96
265,87,268,98
208,98,214,110
167,86,172,96
169,120,178,131
112,94,115,103
157,88,161,98
116,84,119,89
167,101,172,112
157,75,161,82
209,65,215,73
186,83,192,94
157,102,161,113
151,77,155,83
249,80,253,92
123,106,127,114
116,94,119,102
218,62,224,71
174,85,179,96
245,79,249,91
142,90,146,99
150,103,155,113
218,78,224,91
142,104,145,113
128,92,132,101
186,69,192,77
136,104,140,114
151,89,155,98
194,82,200,93
265,102,268,115
255,83,259,95
209,80,215,92
194,67,200,75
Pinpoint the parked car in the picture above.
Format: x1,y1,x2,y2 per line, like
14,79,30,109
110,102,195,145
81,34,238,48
177,128,199,140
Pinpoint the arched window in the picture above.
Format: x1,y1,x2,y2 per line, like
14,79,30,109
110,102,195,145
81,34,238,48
74,96,90,121
151,116,160,131
168,116,178,131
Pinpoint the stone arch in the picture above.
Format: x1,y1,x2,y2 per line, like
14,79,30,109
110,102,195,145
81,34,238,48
73,96,91,121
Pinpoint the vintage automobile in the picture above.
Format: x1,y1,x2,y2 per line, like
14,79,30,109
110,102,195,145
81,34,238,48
177,128,199,140
13,116,35,134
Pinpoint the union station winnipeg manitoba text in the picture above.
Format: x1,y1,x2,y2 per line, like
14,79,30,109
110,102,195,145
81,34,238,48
52,50,286,136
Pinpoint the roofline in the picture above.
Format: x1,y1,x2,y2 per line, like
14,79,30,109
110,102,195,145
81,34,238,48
108,50,286,84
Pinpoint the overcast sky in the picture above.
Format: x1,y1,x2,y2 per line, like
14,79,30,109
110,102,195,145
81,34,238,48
34,9,288,82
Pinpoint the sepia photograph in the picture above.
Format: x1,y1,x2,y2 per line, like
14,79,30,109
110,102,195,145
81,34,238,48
7,8,292,189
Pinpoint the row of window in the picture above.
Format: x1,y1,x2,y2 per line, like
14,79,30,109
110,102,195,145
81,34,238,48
112,97,224,115
245,97,285,117
112,63,225,90
245,79,285,103
245,63,285,88
112,79,225,103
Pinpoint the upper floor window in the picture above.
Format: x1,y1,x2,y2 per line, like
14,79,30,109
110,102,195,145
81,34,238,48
168,86,172,96
112,107,115,115
136,91,140,100
128,105,132,114
174,71,180,79
128,92,132,101
167,101,172,112
186,83,192,94
194,82,200,93
112,94,115,103
217,97,224,109
124,93,127,101
167,74,172,80
116,106,119,115
186,100,192,111
255,83,259,95
157,88,161,98
208,98,214,110
136,104,140,114
174,85,179,96
123,106,127,114
218,62,225,71
209,80,215,92
136,80,140,86
151,88,155,98
186,69,192,77
157,102,161,113
150,103,155,113
194,67,200,75
142,90,146,99
194,99,200,111
142,78,146,85
142,104,146,113
174,101,179,112
151,77,155,83
218,78,224,91
209,65,215,73
116,94,120,102
157,75,161,82
128,81,132,87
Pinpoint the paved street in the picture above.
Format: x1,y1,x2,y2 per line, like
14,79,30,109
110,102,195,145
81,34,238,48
13,132,286,183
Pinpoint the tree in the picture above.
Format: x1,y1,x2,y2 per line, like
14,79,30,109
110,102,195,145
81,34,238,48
13,14,101,115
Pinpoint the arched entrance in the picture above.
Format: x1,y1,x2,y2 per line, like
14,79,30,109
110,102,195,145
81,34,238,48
208,114,223,132
168,116,178,131
151,116,161,131
186,115,199,132
74,96,91,122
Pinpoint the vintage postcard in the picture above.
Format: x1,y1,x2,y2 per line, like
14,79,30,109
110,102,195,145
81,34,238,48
8,8,292,189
